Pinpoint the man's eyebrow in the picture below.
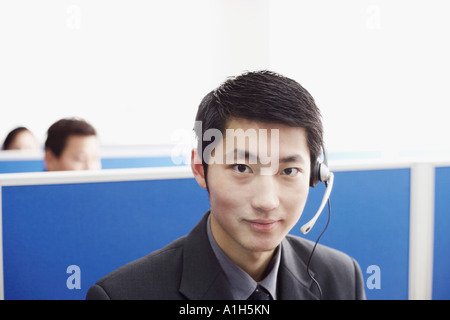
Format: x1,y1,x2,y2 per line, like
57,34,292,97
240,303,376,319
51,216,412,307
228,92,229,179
226,149,306,164
280,154,306,164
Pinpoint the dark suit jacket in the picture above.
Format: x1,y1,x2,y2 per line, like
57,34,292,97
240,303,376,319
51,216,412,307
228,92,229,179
86,212,366,300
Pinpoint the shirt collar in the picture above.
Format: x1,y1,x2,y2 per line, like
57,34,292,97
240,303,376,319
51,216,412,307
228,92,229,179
206,214,281,300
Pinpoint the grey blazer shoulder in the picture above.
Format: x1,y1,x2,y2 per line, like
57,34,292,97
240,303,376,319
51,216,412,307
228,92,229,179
86,213,366,300
282,234,366,300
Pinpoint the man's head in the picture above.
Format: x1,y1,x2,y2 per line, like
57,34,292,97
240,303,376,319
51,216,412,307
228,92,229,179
44,118,101,171
190,70,324,269
193,70,323,185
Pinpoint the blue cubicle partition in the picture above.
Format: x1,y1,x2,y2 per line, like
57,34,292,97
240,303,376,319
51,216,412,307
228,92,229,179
101,156,181,169
1,167,411,300
0,159,45,173
1,174,210,300
292,168,411,300
0,145,184,173
0,156,181,173
433,166,450,300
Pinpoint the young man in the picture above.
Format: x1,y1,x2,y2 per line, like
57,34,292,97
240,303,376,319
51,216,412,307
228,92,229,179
44,117,101,171
86,71,365,300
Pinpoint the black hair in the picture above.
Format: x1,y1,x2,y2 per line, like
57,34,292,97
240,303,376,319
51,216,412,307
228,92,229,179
45,118,97,157
2,127,31,150
194,70,323,183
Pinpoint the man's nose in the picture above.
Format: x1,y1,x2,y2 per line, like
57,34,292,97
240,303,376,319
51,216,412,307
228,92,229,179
250,176,280,212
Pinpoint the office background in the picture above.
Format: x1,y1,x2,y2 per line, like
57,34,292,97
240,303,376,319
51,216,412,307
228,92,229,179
1,0,449,157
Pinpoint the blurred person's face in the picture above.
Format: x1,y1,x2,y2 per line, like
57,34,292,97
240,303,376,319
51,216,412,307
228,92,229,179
45,135,101,171
8,130,39,151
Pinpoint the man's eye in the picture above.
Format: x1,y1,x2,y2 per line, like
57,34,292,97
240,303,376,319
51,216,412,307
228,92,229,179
232,164,252,173
281,168,299,176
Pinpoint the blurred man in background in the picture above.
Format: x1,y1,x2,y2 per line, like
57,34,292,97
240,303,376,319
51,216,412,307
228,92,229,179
44,117,101,171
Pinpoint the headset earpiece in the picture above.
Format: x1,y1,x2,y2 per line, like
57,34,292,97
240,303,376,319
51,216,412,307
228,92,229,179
319,162,331,183
301,146,334,234
310,160,322,187
310,159,331,187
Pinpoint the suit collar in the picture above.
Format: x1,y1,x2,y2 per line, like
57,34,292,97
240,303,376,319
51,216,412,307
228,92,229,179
278,236,321,300
179,212,320,300
179,212,234,300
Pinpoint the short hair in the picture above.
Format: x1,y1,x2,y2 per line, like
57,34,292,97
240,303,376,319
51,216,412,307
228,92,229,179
194,70,323,182
2,127,31,150
45,118,97,157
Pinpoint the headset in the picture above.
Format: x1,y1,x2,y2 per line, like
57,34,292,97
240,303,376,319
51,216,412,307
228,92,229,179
301,146,334,234
301,145,334,299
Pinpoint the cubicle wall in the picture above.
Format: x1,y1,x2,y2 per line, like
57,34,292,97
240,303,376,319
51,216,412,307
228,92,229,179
0,167,208,300
0,144,184,173
0,152,44,173
0,160,449,300
433,166,450,300
292,167,411,300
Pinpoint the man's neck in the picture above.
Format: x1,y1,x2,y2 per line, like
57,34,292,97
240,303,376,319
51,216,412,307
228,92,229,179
210,214,276,281
236,249,276,282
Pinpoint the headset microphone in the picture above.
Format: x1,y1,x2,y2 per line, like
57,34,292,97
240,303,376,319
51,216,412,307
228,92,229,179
301,146,333,299
301,168,334,234
300,150,334,235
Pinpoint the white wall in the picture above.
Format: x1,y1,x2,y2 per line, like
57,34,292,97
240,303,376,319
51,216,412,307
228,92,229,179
1,0,449,157
269,0,450,157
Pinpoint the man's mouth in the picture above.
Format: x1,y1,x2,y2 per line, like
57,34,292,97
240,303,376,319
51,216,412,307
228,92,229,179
244,219,280,232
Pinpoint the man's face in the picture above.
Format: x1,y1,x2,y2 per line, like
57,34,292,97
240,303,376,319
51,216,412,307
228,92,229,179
46,135,101,171
193,118,311,257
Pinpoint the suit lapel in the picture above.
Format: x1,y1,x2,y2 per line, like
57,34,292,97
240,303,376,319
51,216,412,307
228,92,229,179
178,213,320,300
178,212,234,300
277,237,321,300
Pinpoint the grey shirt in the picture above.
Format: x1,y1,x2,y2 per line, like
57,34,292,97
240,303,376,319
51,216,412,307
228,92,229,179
206,215,281,300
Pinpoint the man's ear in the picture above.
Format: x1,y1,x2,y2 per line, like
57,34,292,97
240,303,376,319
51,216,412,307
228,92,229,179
44,149,57,171
190,149,207,189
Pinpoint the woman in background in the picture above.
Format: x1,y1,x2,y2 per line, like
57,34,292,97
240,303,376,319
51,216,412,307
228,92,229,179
2,127,40,151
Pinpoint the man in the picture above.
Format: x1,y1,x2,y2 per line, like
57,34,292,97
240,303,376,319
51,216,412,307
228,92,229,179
44,117,101,171
86,71,365,300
